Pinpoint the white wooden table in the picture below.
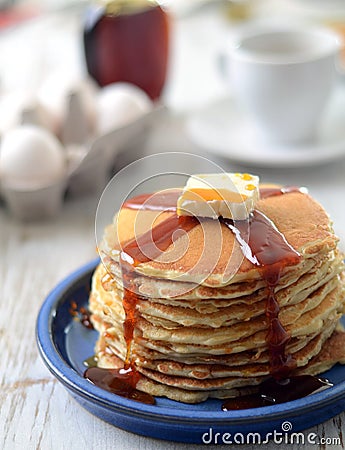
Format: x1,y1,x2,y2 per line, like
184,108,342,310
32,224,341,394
1,2,345,449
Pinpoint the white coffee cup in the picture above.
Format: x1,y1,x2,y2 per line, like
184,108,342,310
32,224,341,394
225,25,341,144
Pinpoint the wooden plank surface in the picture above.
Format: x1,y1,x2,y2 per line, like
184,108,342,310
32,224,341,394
1,119,345,449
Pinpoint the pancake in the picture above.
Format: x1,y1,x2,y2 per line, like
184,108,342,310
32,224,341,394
100,191,338,287
100,254,333,301
89,185,345,404
94,330,345,404
95,257,343,329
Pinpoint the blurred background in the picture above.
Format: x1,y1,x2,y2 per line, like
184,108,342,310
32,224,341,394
1,0,345,108
0,0,345,225
1,0,345,222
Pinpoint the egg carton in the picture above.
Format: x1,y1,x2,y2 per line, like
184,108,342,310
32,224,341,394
0,92,166,221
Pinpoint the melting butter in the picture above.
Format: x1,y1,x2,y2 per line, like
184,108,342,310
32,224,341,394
177,173,260,220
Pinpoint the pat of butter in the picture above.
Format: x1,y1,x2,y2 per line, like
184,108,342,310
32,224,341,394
177,173,260,220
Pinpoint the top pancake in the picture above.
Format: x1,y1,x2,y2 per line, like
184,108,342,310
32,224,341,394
100,191,338,287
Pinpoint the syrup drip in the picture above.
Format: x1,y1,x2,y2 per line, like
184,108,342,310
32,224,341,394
120,265,145,368
260,186,304,199
121,214,198,266
84,210,197,404
119,213,198,381
84,265,156,405
85,185,332,407
122,190,181,212
122,285,138,368
221,210,301,379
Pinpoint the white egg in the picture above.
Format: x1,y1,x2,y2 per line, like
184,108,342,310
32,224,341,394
0,125,65,189
97,82,152,135
38,72,99,136
0,91,58,136
0,91,27,135
22,101,60,136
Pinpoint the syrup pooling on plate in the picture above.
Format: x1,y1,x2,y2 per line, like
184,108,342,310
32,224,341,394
87,185,333,406
84,366,156,404
222,376,333,410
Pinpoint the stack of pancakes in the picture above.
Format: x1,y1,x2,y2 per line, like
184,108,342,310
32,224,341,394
89,189,345,403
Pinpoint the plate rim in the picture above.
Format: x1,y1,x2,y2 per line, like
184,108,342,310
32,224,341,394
36,259,345,424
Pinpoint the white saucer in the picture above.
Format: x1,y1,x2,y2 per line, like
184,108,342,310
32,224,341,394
186,84,345,168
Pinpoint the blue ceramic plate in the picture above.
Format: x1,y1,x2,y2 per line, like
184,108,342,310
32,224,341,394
36,259,345,444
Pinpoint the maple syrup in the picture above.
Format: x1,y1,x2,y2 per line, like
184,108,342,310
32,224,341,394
83,0,169,99
84,366,155,404
222,376,333,411
260,186,304,199
120,214,198,266
221,210,301,379
122,190,181,212
85,207,197,404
